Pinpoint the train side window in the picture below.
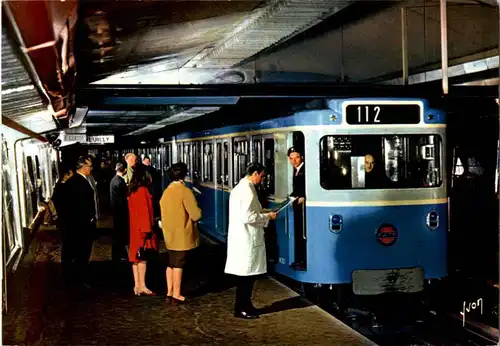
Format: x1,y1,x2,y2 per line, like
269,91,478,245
199,142,204,181
167,144,173,167
319,135,443,189
193,142,202,180
216,142,222,184
51,152,58,187
177,143,182,163
150,148,159,169
25,156,37,217
252,137,263,163
26,156,36,186
159,146,165,172
35,155,41,179
35,155,43,199
263,138,275,195
155,149,161,171
203,143,213,182
216,141,230,185
183,143,191,176
233,138,249,185
223,141,229,186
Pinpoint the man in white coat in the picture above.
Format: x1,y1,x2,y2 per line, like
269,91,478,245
225,162,278,319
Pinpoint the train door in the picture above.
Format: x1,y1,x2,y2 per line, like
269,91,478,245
252,135,279,263
288,131,307,270
270,134,291,267
215,139,230,239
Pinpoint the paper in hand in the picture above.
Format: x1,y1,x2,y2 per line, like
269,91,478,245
275,197,297,213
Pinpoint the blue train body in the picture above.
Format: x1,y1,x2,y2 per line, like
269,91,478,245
166,97,447,295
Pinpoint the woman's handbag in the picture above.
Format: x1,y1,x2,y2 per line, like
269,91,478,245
136,232,156,261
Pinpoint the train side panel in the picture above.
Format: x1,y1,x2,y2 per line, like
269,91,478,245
272,203,447,285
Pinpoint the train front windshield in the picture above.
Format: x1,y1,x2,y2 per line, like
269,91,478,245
320,134,442,189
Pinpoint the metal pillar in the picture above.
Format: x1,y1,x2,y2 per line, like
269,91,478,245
401,7,408,85
440,0,448,94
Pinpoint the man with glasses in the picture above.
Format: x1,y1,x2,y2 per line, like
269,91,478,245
64,156,98,288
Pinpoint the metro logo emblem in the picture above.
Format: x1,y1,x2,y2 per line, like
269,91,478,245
375,224,398,246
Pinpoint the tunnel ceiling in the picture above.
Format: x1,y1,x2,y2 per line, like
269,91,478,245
76,0,355,85
75,0,357,137
76,0,262,84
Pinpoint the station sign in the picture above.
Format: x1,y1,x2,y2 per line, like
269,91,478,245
86,135,115,144
62,134,114,144
64,134,87,142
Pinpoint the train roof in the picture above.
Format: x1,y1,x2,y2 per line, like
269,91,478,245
79,84,495,144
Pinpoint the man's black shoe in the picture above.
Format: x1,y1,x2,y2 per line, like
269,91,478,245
234,310,260,319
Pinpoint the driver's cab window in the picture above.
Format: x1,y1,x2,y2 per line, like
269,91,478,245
320,134,443,190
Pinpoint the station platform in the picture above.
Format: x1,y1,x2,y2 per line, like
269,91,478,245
2,219,375,345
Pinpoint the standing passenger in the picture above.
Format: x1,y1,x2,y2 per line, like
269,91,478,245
143,156,162,222
128,164,158,296
225,162,277,319
110,162,129,262
64,157,97,287
123,153,137,185
160,162,202,304
51,163,74,282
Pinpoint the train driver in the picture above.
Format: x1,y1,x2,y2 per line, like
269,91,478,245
364,154,390,188
364,154,375,174
288,147,306,271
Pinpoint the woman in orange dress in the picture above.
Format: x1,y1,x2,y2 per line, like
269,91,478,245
128,163,158,296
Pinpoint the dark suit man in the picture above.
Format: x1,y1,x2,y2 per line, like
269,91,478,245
64,157,97,286
51,163,74,281
288,147,306,270
143,156,161,219
110,162,129,262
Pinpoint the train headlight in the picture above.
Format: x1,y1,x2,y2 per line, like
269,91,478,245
329,214,343,233
426,210,439,230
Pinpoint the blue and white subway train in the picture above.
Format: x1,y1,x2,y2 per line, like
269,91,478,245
154,97,447,302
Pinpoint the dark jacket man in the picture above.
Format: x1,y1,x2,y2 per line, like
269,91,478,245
110,170,128,217
63,157,97,285
110,162,129,261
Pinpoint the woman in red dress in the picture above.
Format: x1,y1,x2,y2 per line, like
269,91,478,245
128,164,158,296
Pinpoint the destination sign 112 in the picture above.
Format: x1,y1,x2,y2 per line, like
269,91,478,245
345,104,420,125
